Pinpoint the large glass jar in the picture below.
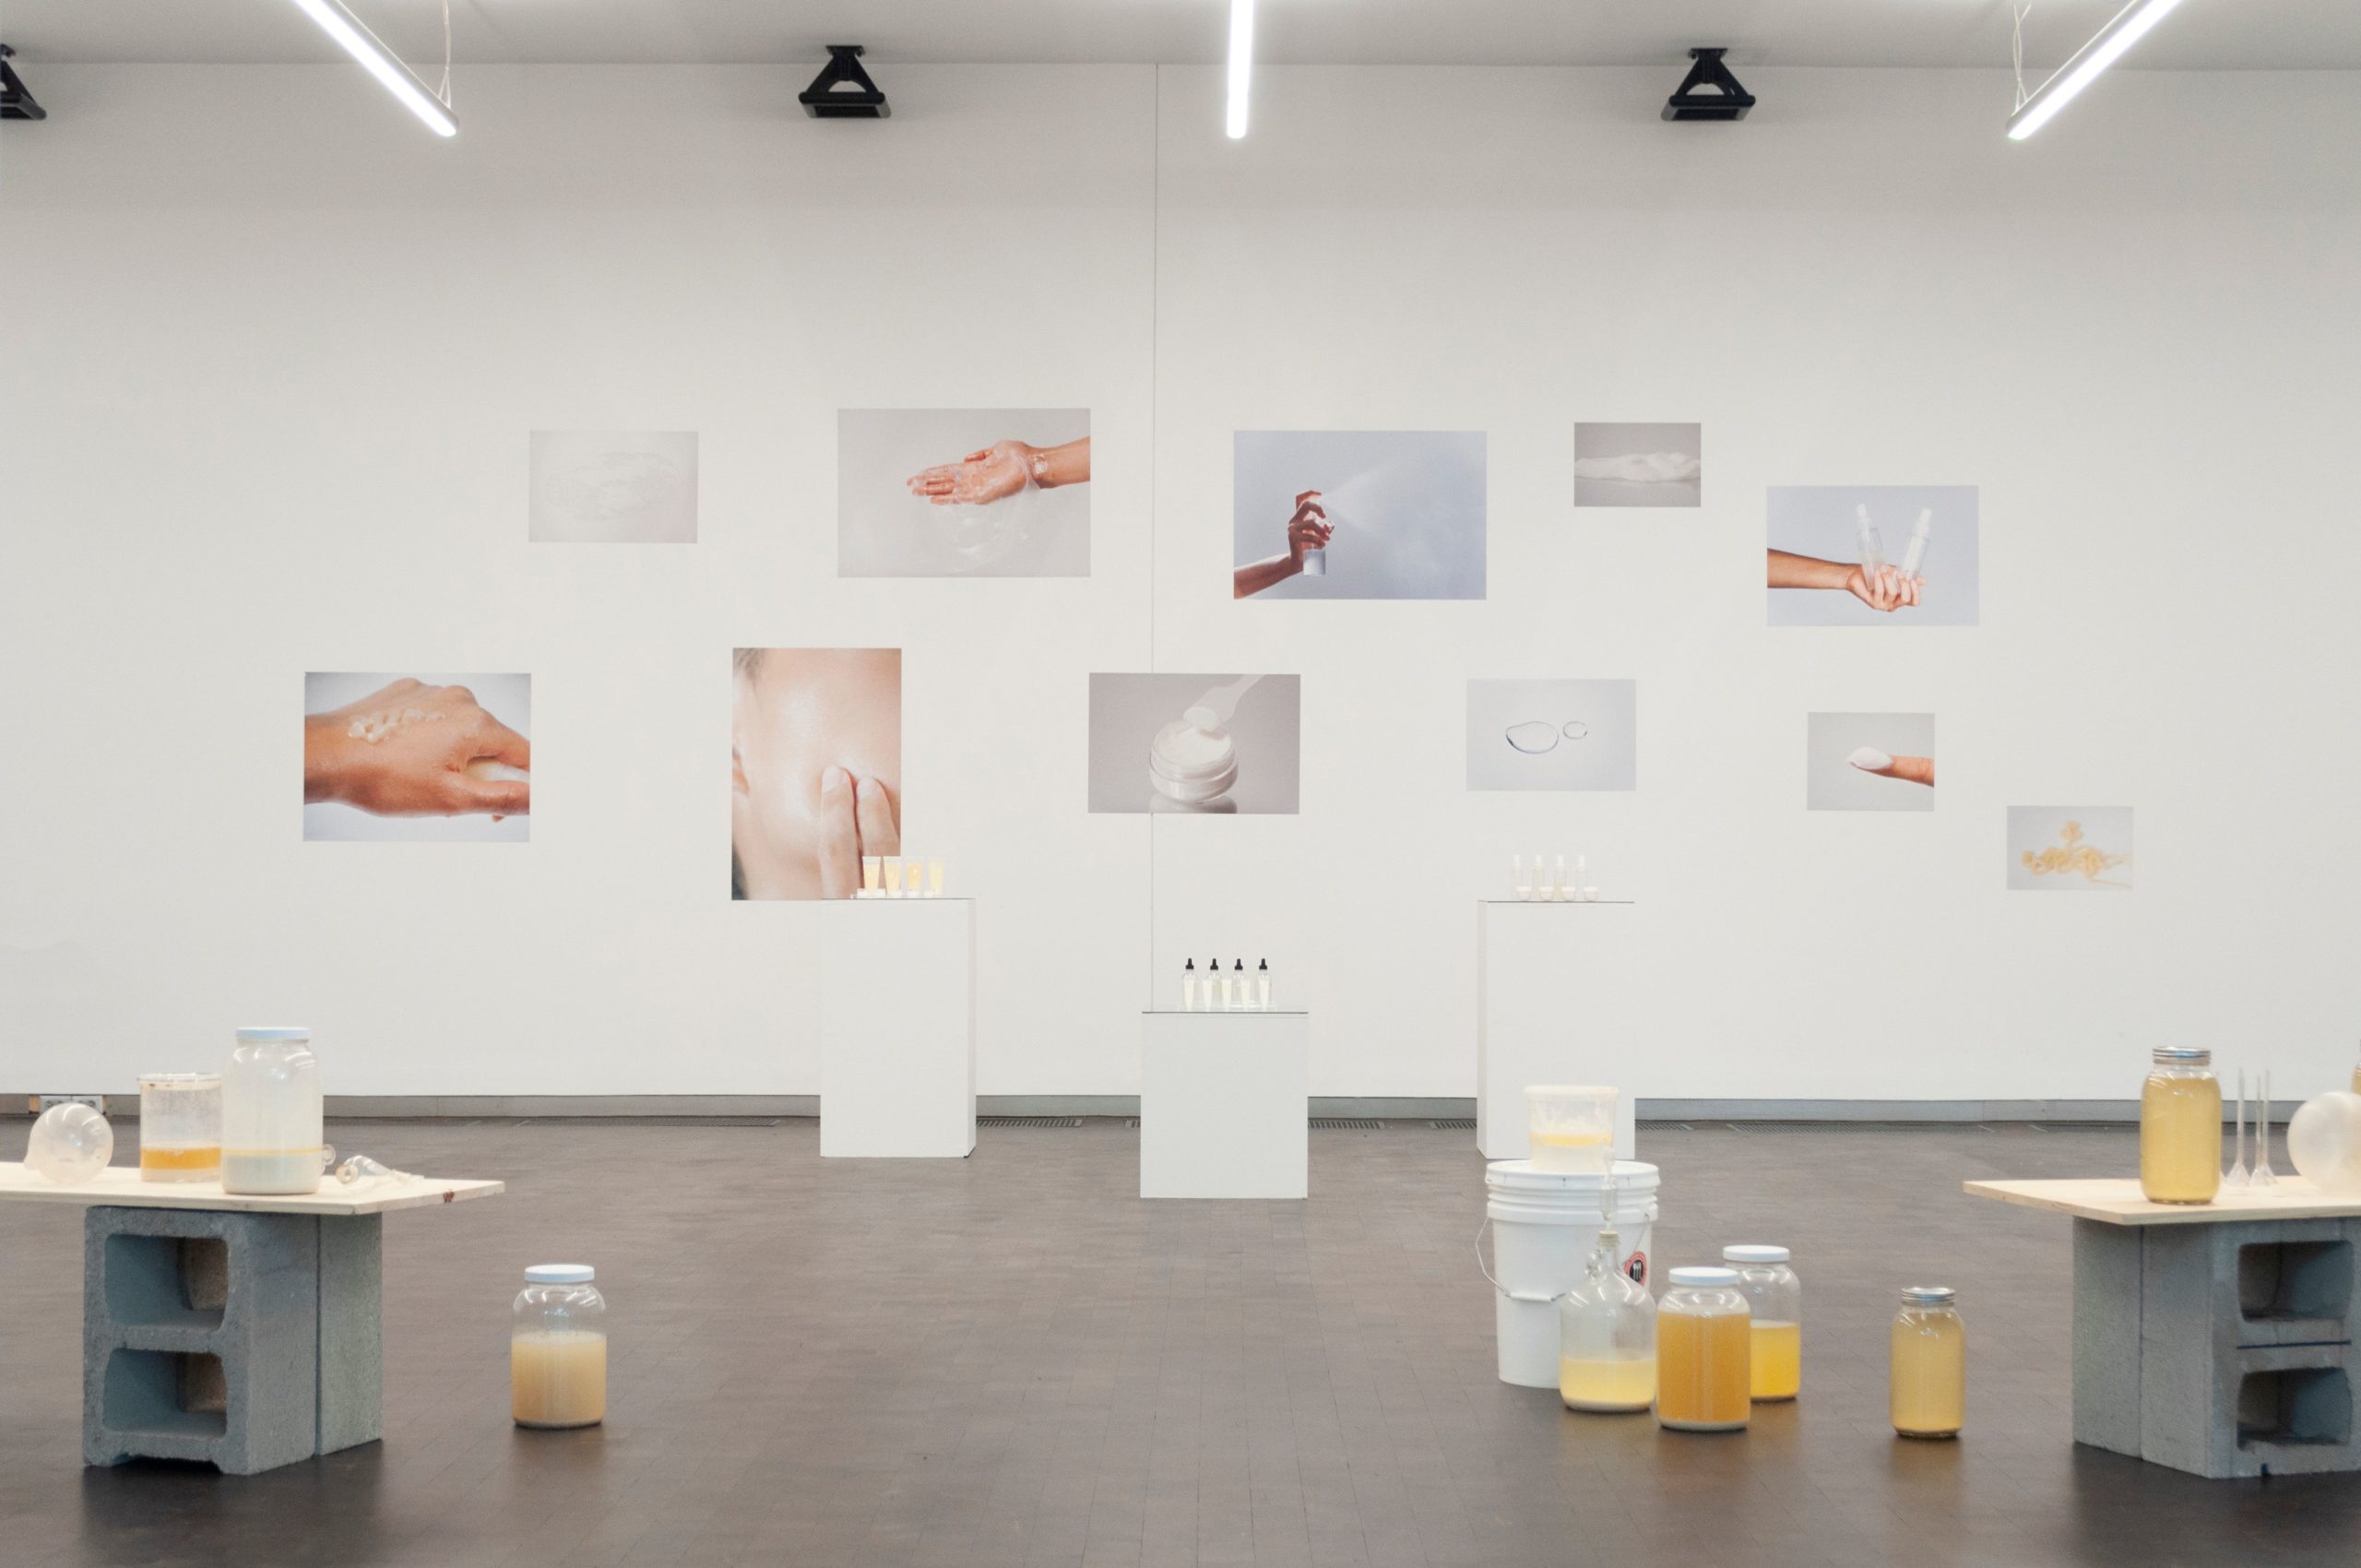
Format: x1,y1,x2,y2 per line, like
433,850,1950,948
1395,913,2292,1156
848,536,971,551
512,1265,608,1429
1891,1285,1965,1439
2139,1046,2221,1205
220,1027,324,1195
1655,1266,1750,1432
1557,1227,1656,1412
1723,1244,1801,1401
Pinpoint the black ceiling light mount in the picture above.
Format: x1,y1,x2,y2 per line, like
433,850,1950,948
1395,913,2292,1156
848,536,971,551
1663,47,1754,123
800,44,888,120
1,43,47,122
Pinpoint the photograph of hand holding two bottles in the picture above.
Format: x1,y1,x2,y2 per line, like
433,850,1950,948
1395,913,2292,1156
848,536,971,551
1766,504,1933,613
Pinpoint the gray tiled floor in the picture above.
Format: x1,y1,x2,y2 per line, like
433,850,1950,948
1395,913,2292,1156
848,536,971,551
4,1118,2358,1567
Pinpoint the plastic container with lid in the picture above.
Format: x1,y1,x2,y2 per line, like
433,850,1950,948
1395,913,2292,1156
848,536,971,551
1722,1244,1801,1401
1891,1285,1965,1439
220,1027,324,1195
513,1264,608,1429
1655,1265,1750,1432
2140,1046,2221,1205
1524,1085,1616,1175
137,1072,222,1183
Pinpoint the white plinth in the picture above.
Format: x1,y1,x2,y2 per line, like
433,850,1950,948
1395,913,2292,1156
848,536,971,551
1475,900,1641,1161
1140,1011,1309,1199
820,898,976,1158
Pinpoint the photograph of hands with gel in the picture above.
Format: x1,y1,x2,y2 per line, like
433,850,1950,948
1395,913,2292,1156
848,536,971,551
731,648,902,899
1766,485,1978,626
838,409,1089,577
303,673,531,842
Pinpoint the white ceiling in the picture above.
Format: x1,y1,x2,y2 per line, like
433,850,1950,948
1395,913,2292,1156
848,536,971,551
7,0,2356,70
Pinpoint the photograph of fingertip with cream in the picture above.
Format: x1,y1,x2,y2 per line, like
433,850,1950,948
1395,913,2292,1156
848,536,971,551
731,648,902,898
1465,679,1636,791
1574,422,1701,507
303,672,531,841
2008,805,2133,892
1088,673,1300,814
1767,485,1978,627
528,431,698,543
1233,430,1485,600
1807,711,1936,812
837,409,1090,577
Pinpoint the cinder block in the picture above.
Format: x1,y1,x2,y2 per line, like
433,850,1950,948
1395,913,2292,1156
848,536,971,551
2082,1215,2361,1479
84,1206,320,1475
315,1215,383,1455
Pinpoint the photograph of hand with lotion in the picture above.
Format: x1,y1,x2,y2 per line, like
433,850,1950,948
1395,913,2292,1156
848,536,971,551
732,648,901,898
1806,712,1935,812
1233,431,1485,600
303,673,531,841
1087,672,1300,814
838,409,1089,576
1767,486,1977,626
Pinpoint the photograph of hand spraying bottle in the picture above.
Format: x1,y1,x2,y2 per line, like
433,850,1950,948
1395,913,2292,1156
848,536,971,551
1766,485,1976,626
1232,430,1486,600
1086,672,1302,814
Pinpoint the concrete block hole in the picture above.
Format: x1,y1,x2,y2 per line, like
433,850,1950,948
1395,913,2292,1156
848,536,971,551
2236,1239,2353,1326
103,1234,229,1329
102,1349,229,1440
2236,1366,2352,1450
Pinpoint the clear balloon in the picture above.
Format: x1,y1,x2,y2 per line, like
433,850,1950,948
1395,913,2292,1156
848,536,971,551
27,1102,114,1184
2286,1092,2361,1194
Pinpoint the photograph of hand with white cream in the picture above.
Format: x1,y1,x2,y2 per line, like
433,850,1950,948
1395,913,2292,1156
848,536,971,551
1465,679,1636,791
1574,422,1701,507
2008,806,2133,892
528,431,698,543
1766,485,1977,626
1087,673,1300,814
1806,711,1935,812
838,409,1090,577
303,673,531,841
732,648,901,898
1233,430,1485,600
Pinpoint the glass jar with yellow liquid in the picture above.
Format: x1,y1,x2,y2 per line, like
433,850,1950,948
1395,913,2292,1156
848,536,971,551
1722,1244,1801,1401
1558,1222,1655,1412
513,1264,607,1429
1655,1266,1750,1432
1891,1285,1965,1438
2140,1046,2222,1205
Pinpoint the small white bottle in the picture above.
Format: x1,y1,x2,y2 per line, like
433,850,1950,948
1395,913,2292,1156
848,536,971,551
1215,958,1233,1011
1902,507,1932,579
1513,854,1527,900
1230,959,1248,1010
1255,959,1273,1011
1856,503,1886,579
1182,958,1199,1012
1553,855,1568,901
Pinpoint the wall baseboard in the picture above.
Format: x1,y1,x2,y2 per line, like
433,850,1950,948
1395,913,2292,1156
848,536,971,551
9,1094,2193,1123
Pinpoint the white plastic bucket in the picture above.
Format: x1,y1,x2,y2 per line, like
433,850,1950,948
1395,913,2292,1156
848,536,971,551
1481,1159,1660,1389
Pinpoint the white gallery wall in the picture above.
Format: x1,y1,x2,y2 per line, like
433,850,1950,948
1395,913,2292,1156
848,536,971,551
3,64,2357,1102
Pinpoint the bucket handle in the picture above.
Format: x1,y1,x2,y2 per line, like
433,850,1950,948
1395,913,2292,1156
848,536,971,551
1476,1217,1560,1304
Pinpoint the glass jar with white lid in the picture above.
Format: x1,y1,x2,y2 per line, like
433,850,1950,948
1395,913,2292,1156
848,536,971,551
220,1027,324,1195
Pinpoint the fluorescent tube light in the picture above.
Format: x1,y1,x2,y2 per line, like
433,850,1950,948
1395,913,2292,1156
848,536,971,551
1226,0,1255,139
288,0,457,137
2007,0,2184,141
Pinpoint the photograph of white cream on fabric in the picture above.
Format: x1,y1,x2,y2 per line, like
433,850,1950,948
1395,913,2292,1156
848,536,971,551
1807,712,1935,811
1233,430,1485,600
1465,679,1636,790
303,673,531,842
1767,485,1978,626
528,432,697,543
732,649,902,899
838,409,1090,577
1574,422,1701,507
2007,806,2133,892
1087,673,1300,814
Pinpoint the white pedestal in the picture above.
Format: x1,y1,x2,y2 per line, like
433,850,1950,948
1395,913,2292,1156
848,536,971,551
819,899,976,1158
1475,900,1640,1161
1140,1011,1309,1199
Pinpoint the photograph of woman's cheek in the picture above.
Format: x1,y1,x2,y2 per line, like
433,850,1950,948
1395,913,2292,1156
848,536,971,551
731,648,902,900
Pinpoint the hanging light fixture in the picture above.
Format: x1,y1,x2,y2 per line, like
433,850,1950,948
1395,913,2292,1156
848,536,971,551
2007,0,2185,141
288,0,457,137
1226,0,1255,139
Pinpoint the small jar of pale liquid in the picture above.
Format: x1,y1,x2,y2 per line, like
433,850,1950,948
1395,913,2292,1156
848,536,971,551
1891,1285,1965,1439
1655,1266,1750,1432
1722,1245,1801,1401
512,1265,607,1429
2139,1047,2221,1205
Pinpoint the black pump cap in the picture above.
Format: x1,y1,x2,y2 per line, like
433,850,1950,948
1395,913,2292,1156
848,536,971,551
1258,959,1269,969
